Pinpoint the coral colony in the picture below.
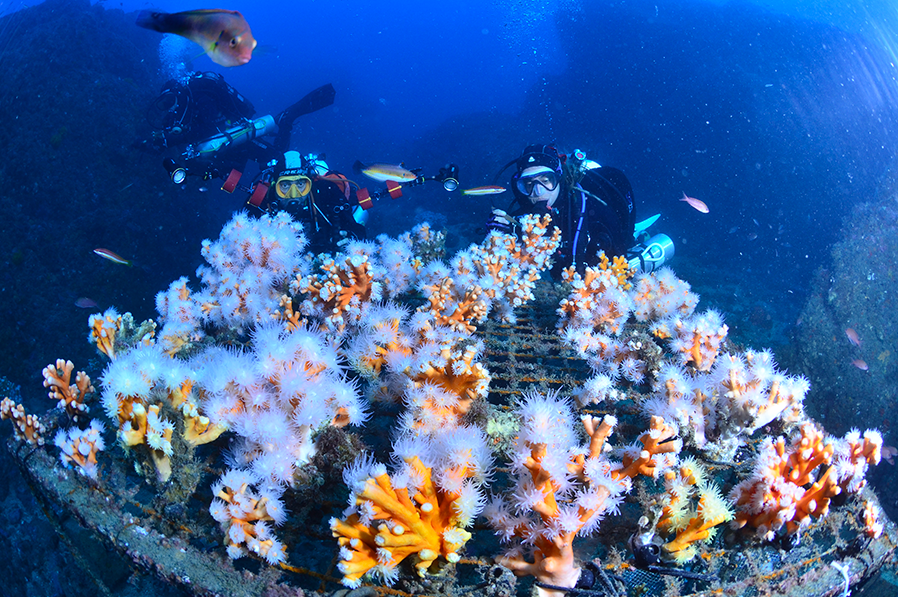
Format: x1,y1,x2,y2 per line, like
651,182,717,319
3,212,887,594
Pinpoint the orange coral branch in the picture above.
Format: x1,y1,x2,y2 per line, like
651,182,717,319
1,397,46,445
42,359,94,421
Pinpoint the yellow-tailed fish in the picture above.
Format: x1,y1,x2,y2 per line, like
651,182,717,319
462,185,506,196
135,9,257,67
93,248,133,267
359,163,417,183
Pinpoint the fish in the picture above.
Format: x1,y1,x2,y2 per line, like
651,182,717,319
490,209,518,227
93,248,133,266
851,359,869,371
882,445,897,465
74,297,99,309
462,185,507,196
680,192,709,213
355,161,417,183
135,9,257,67
845,328,861,346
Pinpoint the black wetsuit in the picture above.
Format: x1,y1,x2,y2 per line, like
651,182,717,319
507,166,635,275
152,72,256,149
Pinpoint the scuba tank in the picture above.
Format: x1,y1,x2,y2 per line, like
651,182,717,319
303,153,329,176
627,233,675,273
190,115,277,156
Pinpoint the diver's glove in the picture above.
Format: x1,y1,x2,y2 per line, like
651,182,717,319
485,209,517,235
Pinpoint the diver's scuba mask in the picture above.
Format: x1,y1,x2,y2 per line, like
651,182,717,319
276,174,312,199
494,143,566,202
515,168,559,196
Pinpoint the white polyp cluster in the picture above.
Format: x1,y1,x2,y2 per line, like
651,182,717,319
209,468,287,565
193,211,309,329
54,419,106,479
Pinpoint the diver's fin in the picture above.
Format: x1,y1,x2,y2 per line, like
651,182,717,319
277,84,336,127
634,214,660,237
293,83,335,117
273,84,337,151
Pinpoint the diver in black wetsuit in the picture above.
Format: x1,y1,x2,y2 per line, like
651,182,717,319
136,71,336,185
487,143,644,276
257,150,367,255
135,72,365,253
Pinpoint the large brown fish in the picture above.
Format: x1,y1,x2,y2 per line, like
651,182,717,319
136,9,257,67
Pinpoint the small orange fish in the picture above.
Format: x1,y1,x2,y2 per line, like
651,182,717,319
680,192,709,213
845,328,861,346
136,9,257,67
463,185,507,196
851,359,868,371
93,248,133,266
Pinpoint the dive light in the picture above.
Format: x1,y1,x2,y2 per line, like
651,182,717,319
439,164,459,191
164,158,188,184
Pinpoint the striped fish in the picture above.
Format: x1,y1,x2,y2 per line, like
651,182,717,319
462,185,506,196
93,248,133,266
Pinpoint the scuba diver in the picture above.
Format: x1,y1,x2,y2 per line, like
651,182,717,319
248,153,461,255
136,70,336,188
486,143,673,275
256,150,367,254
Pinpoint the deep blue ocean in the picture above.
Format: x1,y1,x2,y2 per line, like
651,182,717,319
2,0,898,594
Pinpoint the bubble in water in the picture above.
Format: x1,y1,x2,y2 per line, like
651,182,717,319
158,34,194,80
